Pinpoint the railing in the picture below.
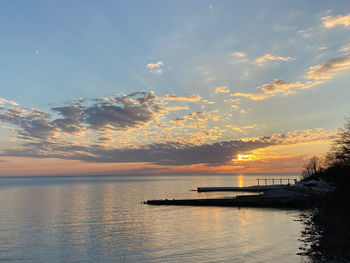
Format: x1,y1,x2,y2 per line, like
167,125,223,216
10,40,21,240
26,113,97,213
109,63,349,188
256,178,297,186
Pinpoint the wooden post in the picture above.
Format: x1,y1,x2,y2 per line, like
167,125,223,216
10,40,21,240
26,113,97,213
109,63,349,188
257,179,260,186
272,179,274,185
288,179,290,184
265,178,267,185
280,178,282,185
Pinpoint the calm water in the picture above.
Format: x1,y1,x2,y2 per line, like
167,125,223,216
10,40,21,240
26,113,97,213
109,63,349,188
0,174,306,262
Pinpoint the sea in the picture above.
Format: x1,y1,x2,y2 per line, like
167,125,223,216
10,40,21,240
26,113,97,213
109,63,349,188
0,174,308,263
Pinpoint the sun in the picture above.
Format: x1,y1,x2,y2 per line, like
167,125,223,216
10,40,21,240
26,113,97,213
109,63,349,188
235,154,256,161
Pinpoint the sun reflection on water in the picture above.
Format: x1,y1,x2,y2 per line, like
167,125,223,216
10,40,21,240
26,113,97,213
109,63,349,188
237,174,244,187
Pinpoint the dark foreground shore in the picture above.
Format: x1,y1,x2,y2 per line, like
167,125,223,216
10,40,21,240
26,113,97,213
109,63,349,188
299,194,350,262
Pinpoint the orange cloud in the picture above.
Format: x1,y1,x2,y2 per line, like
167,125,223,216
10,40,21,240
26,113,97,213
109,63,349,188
233,79,303,100
146,61,164,74
0,98,18,106
215,86,230,93
232,52,246,58
255,53,294,64
322,13,350,28
233,52,350,101
305,53,350,80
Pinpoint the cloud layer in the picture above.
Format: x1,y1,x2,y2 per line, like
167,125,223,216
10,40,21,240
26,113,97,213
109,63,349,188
0,125,332,166
0,92,162,142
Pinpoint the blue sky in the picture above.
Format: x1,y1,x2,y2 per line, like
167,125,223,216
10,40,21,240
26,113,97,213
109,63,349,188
0,1,350,175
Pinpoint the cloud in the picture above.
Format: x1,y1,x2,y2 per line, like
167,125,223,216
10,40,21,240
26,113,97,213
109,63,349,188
267,128,334,145
1,129,332,166
298,27,315,38
322,13,350,28
0,92,163,143
146,61,164,74
305,53,350,80
0,107,58,140
255,53,294,64
146,61,163,69
232,52,246,58
163,105,189,111
186,112,207,121
340,43,350,52
52,105,84,133
215,86,230,93
233,79,303,100
233,92,266,100
163,94,201,101
230,124,259,133
258,79,302,94
170,111,208,124
1,138,272,166
233,53,350,100
83,92,161,130
0,98,18,106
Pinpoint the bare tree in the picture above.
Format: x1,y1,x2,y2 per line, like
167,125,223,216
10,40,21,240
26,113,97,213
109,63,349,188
302,156,320,179
328,118,350,166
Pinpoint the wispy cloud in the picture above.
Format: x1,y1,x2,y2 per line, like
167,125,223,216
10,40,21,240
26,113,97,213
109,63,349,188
233,79,303,100
146,61,164,74
171,111,208,123
233,52,350,100
305,53,350,80
340,43,350,52
298,27,315,38
229,124,259,133
255,53,294,65
0,98,18,107
215,86,230,93
232,52,246,58
163,105,189,111
163,94,201,101
322,13,350,28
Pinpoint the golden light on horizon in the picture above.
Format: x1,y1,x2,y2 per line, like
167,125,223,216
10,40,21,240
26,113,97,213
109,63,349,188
235,154,256,162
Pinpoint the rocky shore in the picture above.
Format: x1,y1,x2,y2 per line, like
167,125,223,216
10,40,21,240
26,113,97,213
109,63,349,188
298,191,350,262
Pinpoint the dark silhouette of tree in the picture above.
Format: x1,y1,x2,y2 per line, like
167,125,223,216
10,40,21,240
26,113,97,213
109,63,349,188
329,118,350,166
302,156,320,179
300,117,350,262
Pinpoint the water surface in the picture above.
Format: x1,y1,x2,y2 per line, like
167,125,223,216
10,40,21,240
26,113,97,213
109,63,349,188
0,174,306,262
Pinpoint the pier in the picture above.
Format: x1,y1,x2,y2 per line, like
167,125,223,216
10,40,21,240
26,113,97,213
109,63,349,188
145,191,313,209
144,178,315,209
197,185,289,192
197,178,296,192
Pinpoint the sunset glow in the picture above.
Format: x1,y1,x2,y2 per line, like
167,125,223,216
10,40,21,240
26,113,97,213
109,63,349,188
236,154,256,162
0,1,349,175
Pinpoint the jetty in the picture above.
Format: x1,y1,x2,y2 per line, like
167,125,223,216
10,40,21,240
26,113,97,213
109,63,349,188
145,189,315,209
144,179,333,209
197,185,289,192
197,178,296,192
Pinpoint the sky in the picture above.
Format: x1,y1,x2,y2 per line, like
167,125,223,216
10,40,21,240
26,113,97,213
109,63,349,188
1,0,350,175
